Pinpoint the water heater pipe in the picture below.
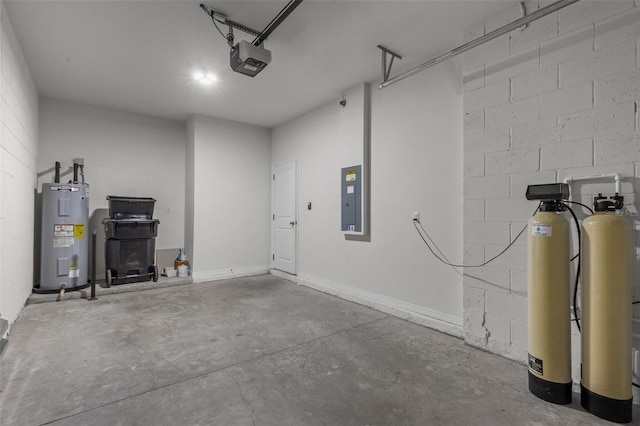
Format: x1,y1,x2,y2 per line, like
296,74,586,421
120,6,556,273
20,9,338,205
56,284,66,302
563,173,623,195
54,162,61,184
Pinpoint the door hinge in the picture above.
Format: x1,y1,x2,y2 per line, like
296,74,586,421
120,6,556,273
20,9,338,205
273,214,275,220
273,174,275,180
272,254,275,260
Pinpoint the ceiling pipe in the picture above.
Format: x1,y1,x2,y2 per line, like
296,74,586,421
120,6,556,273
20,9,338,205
379,0,581,89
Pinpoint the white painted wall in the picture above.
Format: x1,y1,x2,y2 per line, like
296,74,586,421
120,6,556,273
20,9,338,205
184,116,195,272
0,0,38,331
187,115,271,281
272,66,464,328
461,0,640,390
37,98,186,278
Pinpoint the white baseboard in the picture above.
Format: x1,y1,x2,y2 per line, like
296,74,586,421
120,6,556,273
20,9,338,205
270,269,464,338
192,265,269,283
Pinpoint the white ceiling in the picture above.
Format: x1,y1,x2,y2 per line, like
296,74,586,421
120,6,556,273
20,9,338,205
5,0,516,128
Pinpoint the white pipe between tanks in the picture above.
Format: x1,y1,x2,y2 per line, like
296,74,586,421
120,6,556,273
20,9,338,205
563,173,623,195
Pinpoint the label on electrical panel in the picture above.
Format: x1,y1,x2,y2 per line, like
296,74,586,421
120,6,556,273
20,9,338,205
53,224,75,247
528,353,543,375
345,170,357,182
532,224,552,237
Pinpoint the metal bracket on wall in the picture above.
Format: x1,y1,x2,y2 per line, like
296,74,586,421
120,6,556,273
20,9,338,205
377,45,402,83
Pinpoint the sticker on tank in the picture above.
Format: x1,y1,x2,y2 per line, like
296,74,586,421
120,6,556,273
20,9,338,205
532,224,552,237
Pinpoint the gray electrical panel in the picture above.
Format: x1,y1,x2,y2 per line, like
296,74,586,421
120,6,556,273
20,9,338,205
341,165,362,233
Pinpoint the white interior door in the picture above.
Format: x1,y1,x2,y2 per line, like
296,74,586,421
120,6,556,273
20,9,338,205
272,160,297,274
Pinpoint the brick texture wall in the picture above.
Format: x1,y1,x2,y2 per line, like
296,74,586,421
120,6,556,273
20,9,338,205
462,0,640,388
0,1,39,331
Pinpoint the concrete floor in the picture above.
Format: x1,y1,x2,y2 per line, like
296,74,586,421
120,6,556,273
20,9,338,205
1,274,637,425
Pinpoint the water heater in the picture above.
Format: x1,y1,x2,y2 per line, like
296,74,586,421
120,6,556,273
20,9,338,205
37,161,90,293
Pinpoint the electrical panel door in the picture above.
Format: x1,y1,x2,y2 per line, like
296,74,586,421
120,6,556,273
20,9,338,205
341,165,362,233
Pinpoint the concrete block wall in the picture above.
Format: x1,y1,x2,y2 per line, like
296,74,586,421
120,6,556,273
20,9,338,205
0,1,38,334
462,0,640,389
